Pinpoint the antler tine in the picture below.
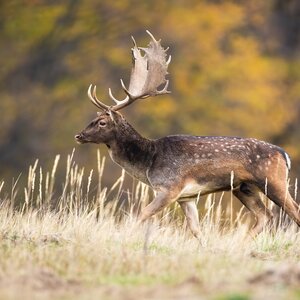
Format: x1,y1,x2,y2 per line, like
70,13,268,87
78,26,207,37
87,84,109,111
120,79,132,97
131,36,137,47
146,30,157,43
157,80,170,94
92,85,110,110
87,84,98,107
166,55,172,66
108,87,129,105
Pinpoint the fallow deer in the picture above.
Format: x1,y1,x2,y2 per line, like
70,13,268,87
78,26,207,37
75,31,300,239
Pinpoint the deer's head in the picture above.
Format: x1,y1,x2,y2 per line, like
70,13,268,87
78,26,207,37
75,109,124,144
75,31,171,145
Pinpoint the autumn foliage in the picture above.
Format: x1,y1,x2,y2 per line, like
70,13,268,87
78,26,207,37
0,0,299,183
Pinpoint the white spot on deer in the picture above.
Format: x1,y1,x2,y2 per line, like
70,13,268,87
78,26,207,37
201,154,206,158
256,155,260,159
215,149,219,152
208,153,213,157
284,152,291,170
195,153,199,158
259,166,262,171
249,159,252,163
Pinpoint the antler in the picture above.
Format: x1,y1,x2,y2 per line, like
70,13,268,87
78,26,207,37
88,30,171,112
87,84,109,111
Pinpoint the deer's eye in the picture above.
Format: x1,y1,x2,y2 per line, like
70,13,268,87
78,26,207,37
99,121,107,127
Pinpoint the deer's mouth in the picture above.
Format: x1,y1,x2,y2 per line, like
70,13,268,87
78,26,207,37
75,133,88,144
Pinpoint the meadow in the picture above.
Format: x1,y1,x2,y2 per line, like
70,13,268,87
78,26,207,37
0,150,299,300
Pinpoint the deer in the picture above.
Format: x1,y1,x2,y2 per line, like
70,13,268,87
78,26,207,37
75,31,300,239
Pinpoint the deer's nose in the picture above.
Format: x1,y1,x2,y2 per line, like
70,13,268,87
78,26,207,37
75,133,85,144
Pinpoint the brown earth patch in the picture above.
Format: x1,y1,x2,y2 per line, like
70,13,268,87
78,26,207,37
249,263,300,286
0,268,81,292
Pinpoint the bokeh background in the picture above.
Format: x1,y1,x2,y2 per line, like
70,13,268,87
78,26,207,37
0,0,299,188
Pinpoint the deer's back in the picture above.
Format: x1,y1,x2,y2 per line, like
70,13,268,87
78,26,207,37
148,135,289,190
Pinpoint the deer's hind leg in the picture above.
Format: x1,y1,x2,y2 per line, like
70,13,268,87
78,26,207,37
178,199,200,239
233,183,273,237
261,180,300,227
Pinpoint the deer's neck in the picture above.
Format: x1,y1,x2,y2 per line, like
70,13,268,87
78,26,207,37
107,122,155,184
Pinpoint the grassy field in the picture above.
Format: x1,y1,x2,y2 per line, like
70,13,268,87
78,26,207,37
0,151,299,300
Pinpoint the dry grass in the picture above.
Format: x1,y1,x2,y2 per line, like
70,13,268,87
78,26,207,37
0,150,299,300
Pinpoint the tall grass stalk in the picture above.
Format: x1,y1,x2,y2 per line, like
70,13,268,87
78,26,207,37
0,151,299,300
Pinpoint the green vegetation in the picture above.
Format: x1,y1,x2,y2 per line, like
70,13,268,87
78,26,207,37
215,295,250,300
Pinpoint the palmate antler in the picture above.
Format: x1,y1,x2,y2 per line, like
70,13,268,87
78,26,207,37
88,30,171,111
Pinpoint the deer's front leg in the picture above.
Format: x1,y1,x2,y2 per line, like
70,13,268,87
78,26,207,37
139,189,180,223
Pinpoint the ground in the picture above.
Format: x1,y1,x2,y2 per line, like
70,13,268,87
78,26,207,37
0,213,299,300
0,154,299,300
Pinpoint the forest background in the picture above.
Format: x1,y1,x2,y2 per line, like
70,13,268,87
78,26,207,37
0,0,299,190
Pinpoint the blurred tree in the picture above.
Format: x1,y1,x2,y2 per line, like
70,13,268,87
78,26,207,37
0,0,299,188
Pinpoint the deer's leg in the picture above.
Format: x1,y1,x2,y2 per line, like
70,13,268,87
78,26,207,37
178,200,200,239
139,189,180,223
233,183,273,237
262,180,300,227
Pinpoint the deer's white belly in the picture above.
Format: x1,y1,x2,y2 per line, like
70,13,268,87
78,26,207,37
180,180,211,198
